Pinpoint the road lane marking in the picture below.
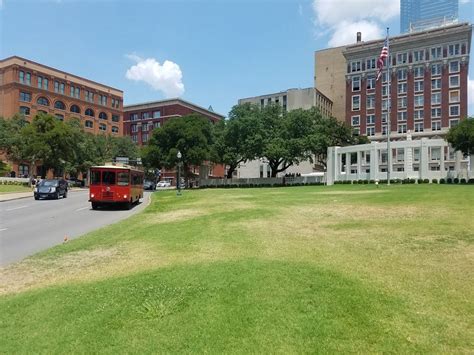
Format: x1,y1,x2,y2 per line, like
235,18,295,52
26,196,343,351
75,206,90,211
6,205,29,211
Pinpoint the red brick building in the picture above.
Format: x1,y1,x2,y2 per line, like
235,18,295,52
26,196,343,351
123,98,225,183
343,23,471,141
0,56,124,177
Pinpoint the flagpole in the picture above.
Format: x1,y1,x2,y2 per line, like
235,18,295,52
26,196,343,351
386,27,391,185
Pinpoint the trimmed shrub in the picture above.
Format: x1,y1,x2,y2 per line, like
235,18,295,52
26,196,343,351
460,178,467,184
369,180,375,184
417,179,423,184
468,178,474,184
439,178,446,184
431,179,438,184
447,178,453,184
453,178,459,184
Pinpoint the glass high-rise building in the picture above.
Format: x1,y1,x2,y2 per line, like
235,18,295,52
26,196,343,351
401,0,459,33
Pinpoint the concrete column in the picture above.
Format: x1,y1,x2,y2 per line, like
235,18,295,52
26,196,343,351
420,139,429,180
370,143,378,181
470,154,474,179
404,146,413,177
345,153,350,180
357,151,362,180
455,151,462,177
326,147,336,185
439,145,446,175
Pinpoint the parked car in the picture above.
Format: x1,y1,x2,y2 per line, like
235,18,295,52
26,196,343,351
143,180,156,190
157,180,171,188
34,179,68,200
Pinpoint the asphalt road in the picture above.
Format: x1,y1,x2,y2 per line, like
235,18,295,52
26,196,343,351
0,190,152,267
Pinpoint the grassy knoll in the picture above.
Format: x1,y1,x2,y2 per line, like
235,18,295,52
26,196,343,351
1,185,473,353
0,184,31,194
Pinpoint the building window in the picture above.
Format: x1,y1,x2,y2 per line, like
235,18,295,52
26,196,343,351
99,123,107,131
449,61,460,73
414,81,424,92
431,121,441,131
397,97,407,109
414,66,424,78
397,83,407,94
382,98,389,111
60,83,65,94
397,69,407,81
382,85,389,97
75,87,80,99
18,164,29,177
142,112,150,119
350,61,361,72
366,114,375,125
431,78,441,90
381,112,388,123
19,92,32,102
414,109,424,120
352,76,360,91
353,127,360,136
449,75,459,88
38,76,43,89
449,105,460,117
382,125,387,136
70,105,80,114
396,52,408,64
99,95,107,106
37,97,49,106
70,86,75,97
111,98,120,109
430,46,442,59
351,95,360,111
448,43,460,56
20,106,30,115
154,121,161,129
397,124,407,134
38,110,47,115
130,113,138,121
131,135,138,143
54,81,59,93
142,133,149,143
351,115,360,126
431,63,442,76
112,114,120,122
449,90,460,103
55,114,64,121
70,85,80,98
413,50,424,62
19,70,24,83
431,92,441,105
99,112,108,120
382,71,388,83
414,94,424,107
153,111,161,118
414,122,424,132
42,78,49,90
85,120,93,128
366,76,375,90
54,101,65,110
131,124,138,133
366,95,375,110
366,58,376,70
85,108,94,117
366,126,375,136
431,108,441,118
112,126,119,134
85,90,94,103
449,119,459,128
397,111,407,121
142,122,149,132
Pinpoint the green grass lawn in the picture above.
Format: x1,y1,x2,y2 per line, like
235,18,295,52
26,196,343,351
1,185,473,353
0,184,32,194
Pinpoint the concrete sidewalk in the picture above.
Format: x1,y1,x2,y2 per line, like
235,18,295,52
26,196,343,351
0,188,87,202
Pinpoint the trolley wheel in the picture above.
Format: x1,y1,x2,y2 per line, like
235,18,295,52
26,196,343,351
91,202,99,210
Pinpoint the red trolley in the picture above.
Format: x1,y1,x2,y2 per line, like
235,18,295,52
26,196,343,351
89,164,144,210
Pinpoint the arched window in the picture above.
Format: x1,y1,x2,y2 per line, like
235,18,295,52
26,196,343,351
20,106,30,116
54,101,66,110
37,97,49,106
99,112,108,120
38,110,48,115
55,114,64,121
85,108,94,117
70,105,81,114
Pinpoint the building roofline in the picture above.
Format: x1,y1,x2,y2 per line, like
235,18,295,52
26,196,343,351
238,87,316,102
0,56,123,93
123,97,225,119
343,22,472,54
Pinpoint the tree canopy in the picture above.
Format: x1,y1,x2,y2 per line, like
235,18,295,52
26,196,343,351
446,118,474,156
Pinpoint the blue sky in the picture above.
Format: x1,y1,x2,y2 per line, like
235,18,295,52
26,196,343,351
0,0,473,117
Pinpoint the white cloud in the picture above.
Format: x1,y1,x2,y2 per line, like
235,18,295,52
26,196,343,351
460,0,470,4
328,20,383,47
125,54,184,98
312,0,400,46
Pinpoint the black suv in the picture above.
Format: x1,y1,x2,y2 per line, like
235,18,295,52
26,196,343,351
34,179,68,200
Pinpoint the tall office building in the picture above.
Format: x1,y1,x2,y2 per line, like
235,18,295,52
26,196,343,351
401,0,459,33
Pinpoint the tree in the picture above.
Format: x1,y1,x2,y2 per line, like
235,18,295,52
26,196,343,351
144,114,214,183
446,118,474,156
212,103,263,178
0,114,29,164
308,112,368,169
259,105,317,177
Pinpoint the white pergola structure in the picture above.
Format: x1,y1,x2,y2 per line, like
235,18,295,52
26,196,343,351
326,136,473,185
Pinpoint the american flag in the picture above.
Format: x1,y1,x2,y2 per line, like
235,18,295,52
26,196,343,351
376,37,389,81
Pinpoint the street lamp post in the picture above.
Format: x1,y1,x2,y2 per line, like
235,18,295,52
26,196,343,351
177,151,182,196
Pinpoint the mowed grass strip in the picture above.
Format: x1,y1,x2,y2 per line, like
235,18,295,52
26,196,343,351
0,184,32,194
1,184,473,353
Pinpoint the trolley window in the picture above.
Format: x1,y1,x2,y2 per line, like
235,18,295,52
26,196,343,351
90,170,101,185
102,171,116,185
117,172,130,186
